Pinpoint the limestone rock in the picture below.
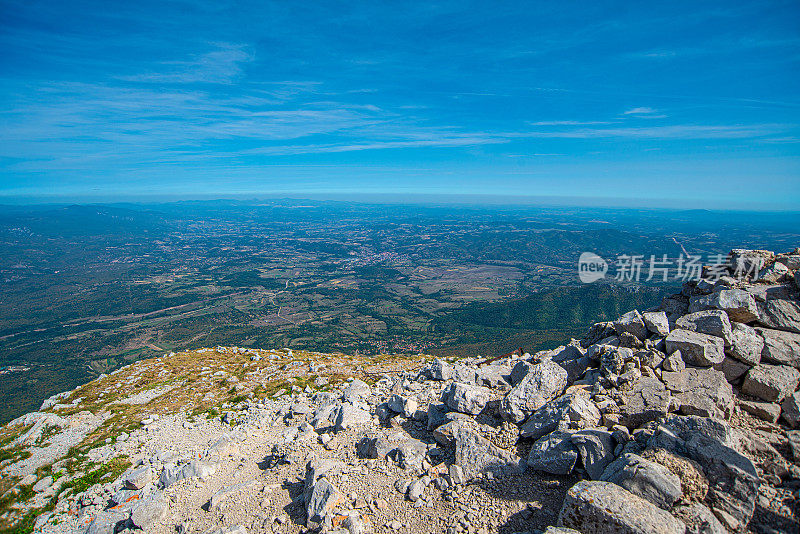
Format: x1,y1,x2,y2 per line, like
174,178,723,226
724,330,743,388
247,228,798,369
673,503,727,534
509,360,533,385
757,299,800,334
306,478,344,528
729,249,774,278
426,358,452,380
124,466,151,490
159,460,217,488
501,359,568,422
343,379,371,401
676,310,733,347
739,399,781,422
527,431,579,475
643,311,670,337
601,453,682,510
665,329,724,367
727,322,762,366
131,491,168,530
662,351,685,373
713,356,750,384
442,382,492,415
704,289,760,323
759,261,790,283
756,327,800,368
614,310,649,341
452,420,522,479
557,480,685,534
620,377,670,429
781,390,800,428
86,510,129,534
570,429,615,480
333,403,371,431
741,363,800,402
520,391,600,439
661,368,733,419
648,416,759,531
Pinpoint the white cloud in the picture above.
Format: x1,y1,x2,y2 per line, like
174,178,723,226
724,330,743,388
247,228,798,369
119,42,255,84
528,120,614,126
623,107,658,115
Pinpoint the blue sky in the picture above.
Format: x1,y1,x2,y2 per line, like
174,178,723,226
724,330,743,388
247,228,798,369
1,1,799,208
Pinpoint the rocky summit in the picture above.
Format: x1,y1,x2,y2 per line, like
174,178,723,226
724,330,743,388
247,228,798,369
2,249,800,534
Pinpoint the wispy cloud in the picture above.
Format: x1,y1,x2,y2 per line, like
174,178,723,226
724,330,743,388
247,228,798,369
119,42,254,84
528,121,615,126
623,107,658,115
522,124,788,139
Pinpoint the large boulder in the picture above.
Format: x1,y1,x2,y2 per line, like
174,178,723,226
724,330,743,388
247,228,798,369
727,323,763,366
305,478,344,528
643,311,670,336
130,491,168,529
676,310,733,347
159,460,217,488
477,363,512,388
729,249,774,277
673,503,727,534
510,360,533,385
451,420,522,479
425,358,453,380
557,480,686,534
757,299,800,334
441,382,492,415
661,295,689,322
363,431,427,469
665,329,725,367
520,391,600,440
620,377,671,429
706,289,760,323
501,359,568,422
741,363,800,402
551,344,591,384
570,429,615,480
648,416,759,532
342,379,371,401
614,310,649,341
756,327,800,368
661,368,733,419
527,431,579,475
601,453,683,510
333,403,371,431
123,466,152,490
86,510,130,534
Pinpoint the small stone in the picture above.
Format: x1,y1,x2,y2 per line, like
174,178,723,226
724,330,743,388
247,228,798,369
407,479,425,501
661,351,684,373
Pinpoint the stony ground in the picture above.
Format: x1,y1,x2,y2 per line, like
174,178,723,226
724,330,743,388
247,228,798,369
1,247,800,534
